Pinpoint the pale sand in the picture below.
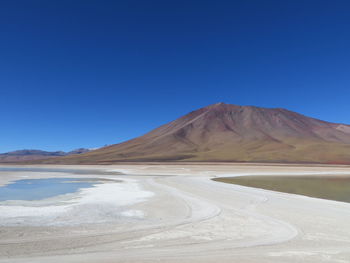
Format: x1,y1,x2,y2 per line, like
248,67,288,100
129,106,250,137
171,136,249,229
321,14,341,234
0,163,350,262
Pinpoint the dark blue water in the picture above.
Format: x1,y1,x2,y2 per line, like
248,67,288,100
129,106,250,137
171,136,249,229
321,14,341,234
0,178,96,201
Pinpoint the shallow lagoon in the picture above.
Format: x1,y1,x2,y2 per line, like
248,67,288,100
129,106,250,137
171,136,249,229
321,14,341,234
0,178,98,201
214,175,350,203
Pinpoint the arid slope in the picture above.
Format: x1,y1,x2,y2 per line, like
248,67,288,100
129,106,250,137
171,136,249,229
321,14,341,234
38,103,350,164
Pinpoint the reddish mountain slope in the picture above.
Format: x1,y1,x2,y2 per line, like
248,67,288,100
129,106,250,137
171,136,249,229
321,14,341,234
39,103,350,164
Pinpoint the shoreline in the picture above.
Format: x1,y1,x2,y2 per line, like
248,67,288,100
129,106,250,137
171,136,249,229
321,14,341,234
0,164,350,262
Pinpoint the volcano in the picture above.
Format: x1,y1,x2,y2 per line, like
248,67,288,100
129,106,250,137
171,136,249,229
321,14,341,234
40,103,350,164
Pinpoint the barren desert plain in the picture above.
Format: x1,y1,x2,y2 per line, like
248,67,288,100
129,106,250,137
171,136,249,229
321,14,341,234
0,163,350,263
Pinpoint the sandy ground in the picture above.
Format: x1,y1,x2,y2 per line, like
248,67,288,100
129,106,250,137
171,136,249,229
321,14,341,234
0,163,350,263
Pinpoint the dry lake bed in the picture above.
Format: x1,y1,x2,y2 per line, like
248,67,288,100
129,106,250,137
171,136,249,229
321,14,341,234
0,163,350,263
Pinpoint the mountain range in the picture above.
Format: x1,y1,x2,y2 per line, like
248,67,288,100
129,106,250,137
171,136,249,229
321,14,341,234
33,103,350,164
0,148,90,163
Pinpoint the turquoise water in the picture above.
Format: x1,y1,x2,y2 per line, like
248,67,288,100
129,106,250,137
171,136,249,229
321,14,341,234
0,178,96,201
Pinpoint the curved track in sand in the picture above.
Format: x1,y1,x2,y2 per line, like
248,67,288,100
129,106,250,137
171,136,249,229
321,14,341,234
1,164,350,263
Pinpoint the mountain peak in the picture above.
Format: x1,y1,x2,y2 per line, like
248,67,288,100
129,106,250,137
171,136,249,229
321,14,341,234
211,102,227,106
36,104,350,164
205,102,235,108
203,102,276,112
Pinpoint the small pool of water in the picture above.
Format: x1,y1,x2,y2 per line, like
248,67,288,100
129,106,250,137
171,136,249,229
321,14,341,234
213,176,350,203
0,178,98,201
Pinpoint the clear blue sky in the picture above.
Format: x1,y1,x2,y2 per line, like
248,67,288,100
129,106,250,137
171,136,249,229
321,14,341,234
1,0,350,152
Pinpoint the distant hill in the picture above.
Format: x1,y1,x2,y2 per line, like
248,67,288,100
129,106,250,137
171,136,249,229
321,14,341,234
32,103,350,164
0,148,90,163
66,148,91,155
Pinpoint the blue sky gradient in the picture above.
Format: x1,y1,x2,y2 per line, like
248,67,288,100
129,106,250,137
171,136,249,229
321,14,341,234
1,0,350,152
